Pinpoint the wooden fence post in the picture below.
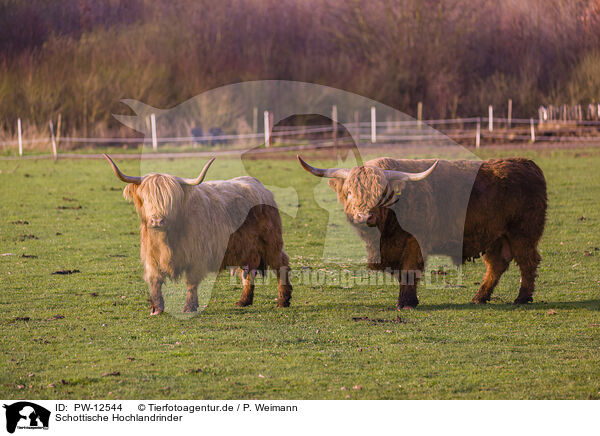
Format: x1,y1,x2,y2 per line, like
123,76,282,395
476,118,481,149
507,99,512,128
417,101,423,130
252,107,258,134
56,113,62,149
264,111,270,147
150,113,158,152
17,118,22,157
488,105,493,132
332,105,338,146
49,120,58,161
269,112,274,147
370,106,376,143
530,118,535,143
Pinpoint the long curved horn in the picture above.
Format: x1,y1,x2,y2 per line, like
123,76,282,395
297,155,350,179
176,158,215,185
104,154,143,184
384,160,438,182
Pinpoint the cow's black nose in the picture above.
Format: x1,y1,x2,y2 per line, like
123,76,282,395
150,217,166,228
366,213,376,227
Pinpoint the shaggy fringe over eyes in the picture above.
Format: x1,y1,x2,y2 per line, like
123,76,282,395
138,175,185,217
347,167,388,211
123,184,137,202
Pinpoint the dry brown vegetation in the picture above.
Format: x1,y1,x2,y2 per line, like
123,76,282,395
1,0,600,138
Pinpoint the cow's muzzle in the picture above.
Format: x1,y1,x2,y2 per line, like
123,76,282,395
149,216,167,229
353,212,377,227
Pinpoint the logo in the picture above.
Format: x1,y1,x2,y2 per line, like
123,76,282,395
3,402,50,434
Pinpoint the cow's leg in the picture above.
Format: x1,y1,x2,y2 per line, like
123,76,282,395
397,272,421,309
511,237,541,304
183,270,204,312
235,253,260,307
275,250,292,308
148,276,164,316
236,267,255,307
397,238,423,309
472,238,511,304
183,284,199,313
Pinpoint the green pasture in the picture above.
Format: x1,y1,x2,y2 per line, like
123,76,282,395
1,147,599,399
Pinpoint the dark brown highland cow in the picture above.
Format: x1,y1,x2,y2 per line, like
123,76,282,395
298,155,547,309
105,155,292,315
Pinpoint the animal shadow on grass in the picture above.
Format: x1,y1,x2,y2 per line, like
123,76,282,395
417,299,600,311
294,299,600,314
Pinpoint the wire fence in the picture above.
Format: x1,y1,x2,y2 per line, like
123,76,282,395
3,113,600,159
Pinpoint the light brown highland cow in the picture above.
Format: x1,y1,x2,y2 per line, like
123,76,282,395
298,155,547,309
105,155,292,315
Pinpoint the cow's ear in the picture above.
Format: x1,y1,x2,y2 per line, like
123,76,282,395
180,184,193,203
328,178,344,194
123,183,138,203
389,180,407,195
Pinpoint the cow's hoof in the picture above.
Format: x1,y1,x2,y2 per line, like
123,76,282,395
277,301,291,308
182,305,198,313
235,300,252,307
472,297,488,304
513,296,533,305
150,308,163,316
397,298,418,310
397,305,416,310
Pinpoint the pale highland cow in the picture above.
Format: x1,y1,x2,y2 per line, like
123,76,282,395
105,155,292,314
298,155,547,309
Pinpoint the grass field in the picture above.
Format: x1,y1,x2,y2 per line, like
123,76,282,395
1,146,599,399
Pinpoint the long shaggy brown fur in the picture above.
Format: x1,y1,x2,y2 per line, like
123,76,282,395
123,174,292,314
328,157,547,309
